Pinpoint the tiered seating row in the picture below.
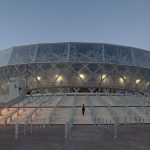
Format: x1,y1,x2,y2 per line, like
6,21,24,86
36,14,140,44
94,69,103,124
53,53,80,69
0,94,150,125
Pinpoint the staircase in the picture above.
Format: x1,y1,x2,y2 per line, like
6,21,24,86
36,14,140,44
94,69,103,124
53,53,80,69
74,96,94,124
51,107,72,124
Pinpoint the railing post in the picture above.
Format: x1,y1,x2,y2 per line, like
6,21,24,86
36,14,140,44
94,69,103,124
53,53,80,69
65,123,68,139
24,123,26,136
36,120,38,131
30,122,32,133
138,118,141,126
114,121,117,139
97,118,100,128
3,119,7,130
40,119,42,129
142,118,144,127
94,117,97,125
124,117,126,128
43,118,45,128
135,117,138,126
49,118,51,127
15,122,18,139
100,118,102,128
109,120,111,134
130,117,131,128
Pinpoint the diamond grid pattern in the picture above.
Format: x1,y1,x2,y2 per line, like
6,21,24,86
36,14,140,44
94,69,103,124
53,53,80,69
0,42,149,93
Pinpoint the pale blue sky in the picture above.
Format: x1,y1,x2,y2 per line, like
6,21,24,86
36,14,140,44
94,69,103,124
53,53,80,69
0,0,150,50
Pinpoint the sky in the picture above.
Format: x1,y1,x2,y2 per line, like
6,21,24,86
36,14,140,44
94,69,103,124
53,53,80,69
0,0,150,50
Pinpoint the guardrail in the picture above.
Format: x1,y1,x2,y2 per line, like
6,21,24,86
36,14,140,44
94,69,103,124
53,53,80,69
97,116,148,139
128,95,149,115
119,96,141,120
97,94,119,122
45,94,65,125
14,94,66,139
97,117,118,138
14,118,47,139
26,95,54,124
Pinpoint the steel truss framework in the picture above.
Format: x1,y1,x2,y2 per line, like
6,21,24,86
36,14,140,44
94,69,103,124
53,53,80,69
0,42,150,94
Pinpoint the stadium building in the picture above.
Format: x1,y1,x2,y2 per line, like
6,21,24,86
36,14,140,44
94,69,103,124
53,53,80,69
0,42,150,141
0,42,149,94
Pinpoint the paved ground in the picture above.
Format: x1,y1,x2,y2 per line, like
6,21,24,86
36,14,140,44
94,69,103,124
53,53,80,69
0,125,150,150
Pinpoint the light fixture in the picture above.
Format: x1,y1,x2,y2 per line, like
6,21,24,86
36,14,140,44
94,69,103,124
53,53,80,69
123,76,126,80
79,74,85,79
102,74,106,80
136,79,140,84
37,76,41,81
56,75,63,82
119,77,124,83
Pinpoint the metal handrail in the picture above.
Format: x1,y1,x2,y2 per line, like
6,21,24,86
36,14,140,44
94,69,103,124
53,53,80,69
70,94,77,120
97,94,119,122
45,94,66,124
118,96,141,119
86,94,97,124
26,95,54,123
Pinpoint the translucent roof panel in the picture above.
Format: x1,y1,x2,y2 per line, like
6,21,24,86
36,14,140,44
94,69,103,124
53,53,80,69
133,48,150,69
69,43,103,63
0,48,12,67
9,45,36,65
35,43,68,63
104,44,133,65
0,42,149,70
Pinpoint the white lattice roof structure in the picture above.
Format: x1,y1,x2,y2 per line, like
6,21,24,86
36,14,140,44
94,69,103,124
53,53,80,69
0,42,149,93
